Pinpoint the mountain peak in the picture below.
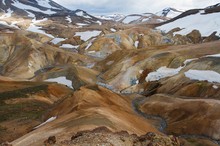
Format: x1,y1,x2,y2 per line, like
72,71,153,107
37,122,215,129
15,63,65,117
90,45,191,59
0,0,69,17
156,7,183,18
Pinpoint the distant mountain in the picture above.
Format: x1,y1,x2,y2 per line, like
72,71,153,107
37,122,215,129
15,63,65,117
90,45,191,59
156,7,183,18
95,14,125,21
158,4,220,36
96,13,169,24
96,8,182,24
119,13,169,24
0,0,69,16
0,0,104,27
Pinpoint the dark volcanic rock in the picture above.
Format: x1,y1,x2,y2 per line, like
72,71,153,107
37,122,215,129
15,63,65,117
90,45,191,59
44,136,56,145
186,29,202,44
203,31,220,42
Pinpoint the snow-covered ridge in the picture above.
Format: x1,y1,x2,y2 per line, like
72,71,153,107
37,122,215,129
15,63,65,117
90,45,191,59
206,3,220,9
75,10,93,19
96,8,181,24
158,10,220,36
37,0,58,9
95,14,125,21
156,7,183,18
122,15,141,24
12,0,57,15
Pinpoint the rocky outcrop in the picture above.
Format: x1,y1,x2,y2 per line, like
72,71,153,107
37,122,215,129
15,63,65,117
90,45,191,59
186,29,202,43
166,27,182,36
60,36,83,46
44,136,56,146
165,28,219,45
203,31,220,43
64,127,180,146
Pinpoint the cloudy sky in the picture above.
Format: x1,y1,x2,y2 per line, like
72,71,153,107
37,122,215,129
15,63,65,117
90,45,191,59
53,0,220,15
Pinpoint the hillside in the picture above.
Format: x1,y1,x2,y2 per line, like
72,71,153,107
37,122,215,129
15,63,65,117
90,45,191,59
0,0,220,146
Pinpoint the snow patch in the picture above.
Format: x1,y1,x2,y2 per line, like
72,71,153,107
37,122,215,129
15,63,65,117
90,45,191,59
106,61,114,65
213,85,219,89
66,15,72,23
27,18,54,38
10,21,20,29
27,24,54,38
46,77,73,89
87,63,95,68
34,117,56,129
185,70,220,83
110,28,116,32
95,14,125,21
183,58,199,65
76,11,91,19
134,41,139,48
0,21,8,25
0,8,13,19
139,70,144,74
37,0,58,9
85,42,92,50
206,54,220,57
96,21,102,25
60,44,78,49
146,66,182,82
76,23,88,26
123,16,140,24
0,20,20,29
25,10,35,18
28,61,33,69
50,38,66,44
141,18,150,22
156,8,183,18
2,0,6,5
145,58,195,82
75,31,101,41
32,18,48,24
88,50,96,53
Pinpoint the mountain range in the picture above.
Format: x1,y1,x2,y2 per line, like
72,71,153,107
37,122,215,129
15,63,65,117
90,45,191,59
0,0,220,146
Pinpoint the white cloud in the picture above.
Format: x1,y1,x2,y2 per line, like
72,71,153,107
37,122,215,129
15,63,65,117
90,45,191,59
53,0,220,14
